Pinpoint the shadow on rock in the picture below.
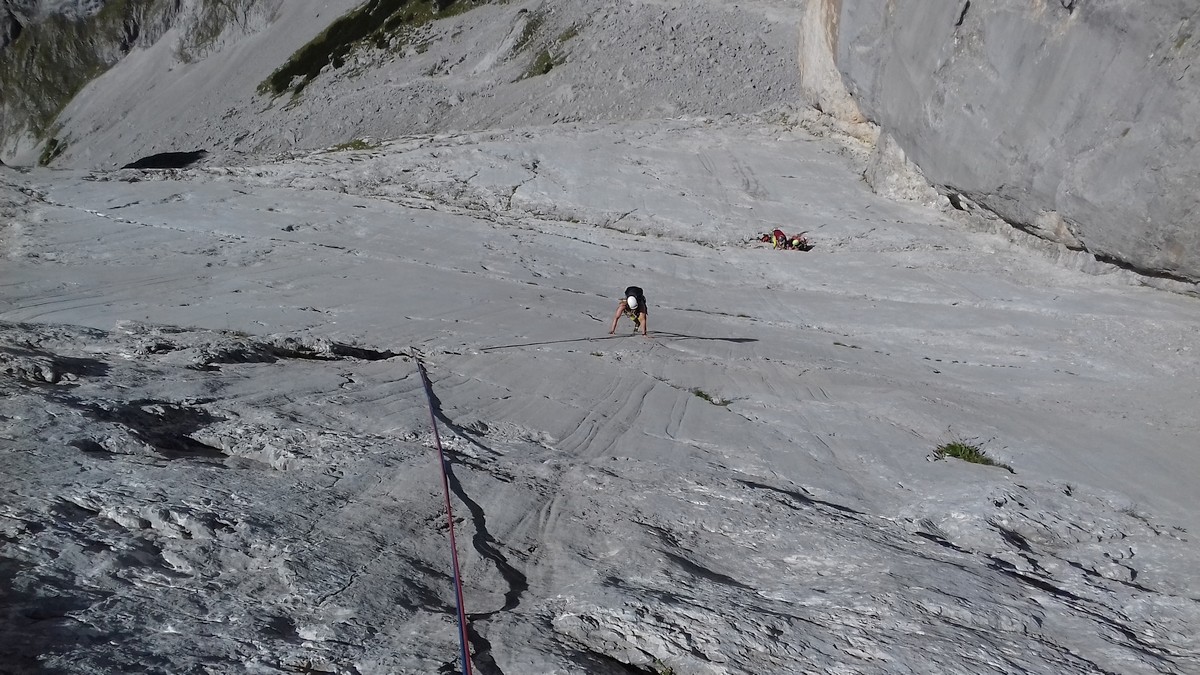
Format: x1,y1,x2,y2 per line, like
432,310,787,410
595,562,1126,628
1,346,110,385
120,150,207,170
0,555,110,675
651,331,758,344
78,398,228,461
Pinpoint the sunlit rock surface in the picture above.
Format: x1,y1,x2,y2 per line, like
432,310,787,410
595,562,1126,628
4,112,1199,673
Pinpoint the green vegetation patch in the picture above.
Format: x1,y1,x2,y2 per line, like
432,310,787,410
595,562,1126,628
933,438,1014,473
517,19,577,80
691,388,729,406
328,138,377,152
523,47,560,78
557,24,580,44
258,0,493,98
38,137,67,166
511,9,545,54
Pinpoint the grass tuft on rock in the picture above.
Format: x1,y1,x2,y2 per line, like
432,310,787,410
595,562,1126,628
523,48,560,78
933,438,1014,473
328,138,376,152
516,15,577,80
512,9,545,53
38,136,67,166
691,388,729,406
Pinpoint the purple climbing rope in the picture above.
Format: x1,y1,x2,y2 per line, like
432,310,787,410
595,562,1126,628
415,356,474,675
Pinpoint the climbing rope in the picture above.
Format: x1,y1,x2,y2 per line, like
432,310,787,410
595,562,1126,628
415,355,474,675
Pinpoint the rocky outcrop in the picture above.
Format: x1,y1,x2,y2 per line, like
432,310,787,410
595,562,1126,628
0,1,184,160
806,0,1200,282
0,0,272,163
1,8,22,52
797,0,861,125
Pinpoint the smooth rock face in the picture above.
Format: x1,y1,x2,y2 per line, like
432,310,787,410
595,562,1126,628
830,0,1200,281
5,115,1200,673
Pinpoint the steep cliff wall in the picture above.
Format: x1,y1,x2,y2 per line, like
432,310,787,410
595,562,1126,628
822,0,1200,281
0,0,272,163
0,0,181,161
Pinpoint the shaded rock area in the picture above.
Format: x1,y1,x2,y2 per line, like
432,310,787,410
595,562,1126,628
120,149,208,169
826,0,1200,281
0,9,20,52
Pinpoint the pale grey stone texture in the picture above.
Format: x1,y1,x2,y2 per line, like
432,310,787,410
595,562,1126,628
835,0,1200,280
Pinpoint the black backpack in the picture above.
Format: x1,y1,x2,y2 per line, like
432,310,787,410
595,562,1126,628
624,286,646,309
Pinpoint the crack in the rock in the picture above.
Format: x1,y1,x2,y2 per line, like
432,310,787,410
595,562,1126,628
417,365,529,675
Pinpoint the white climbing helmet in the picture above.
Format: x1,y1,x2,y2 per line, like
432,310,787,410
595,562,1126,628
626,296,638,310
